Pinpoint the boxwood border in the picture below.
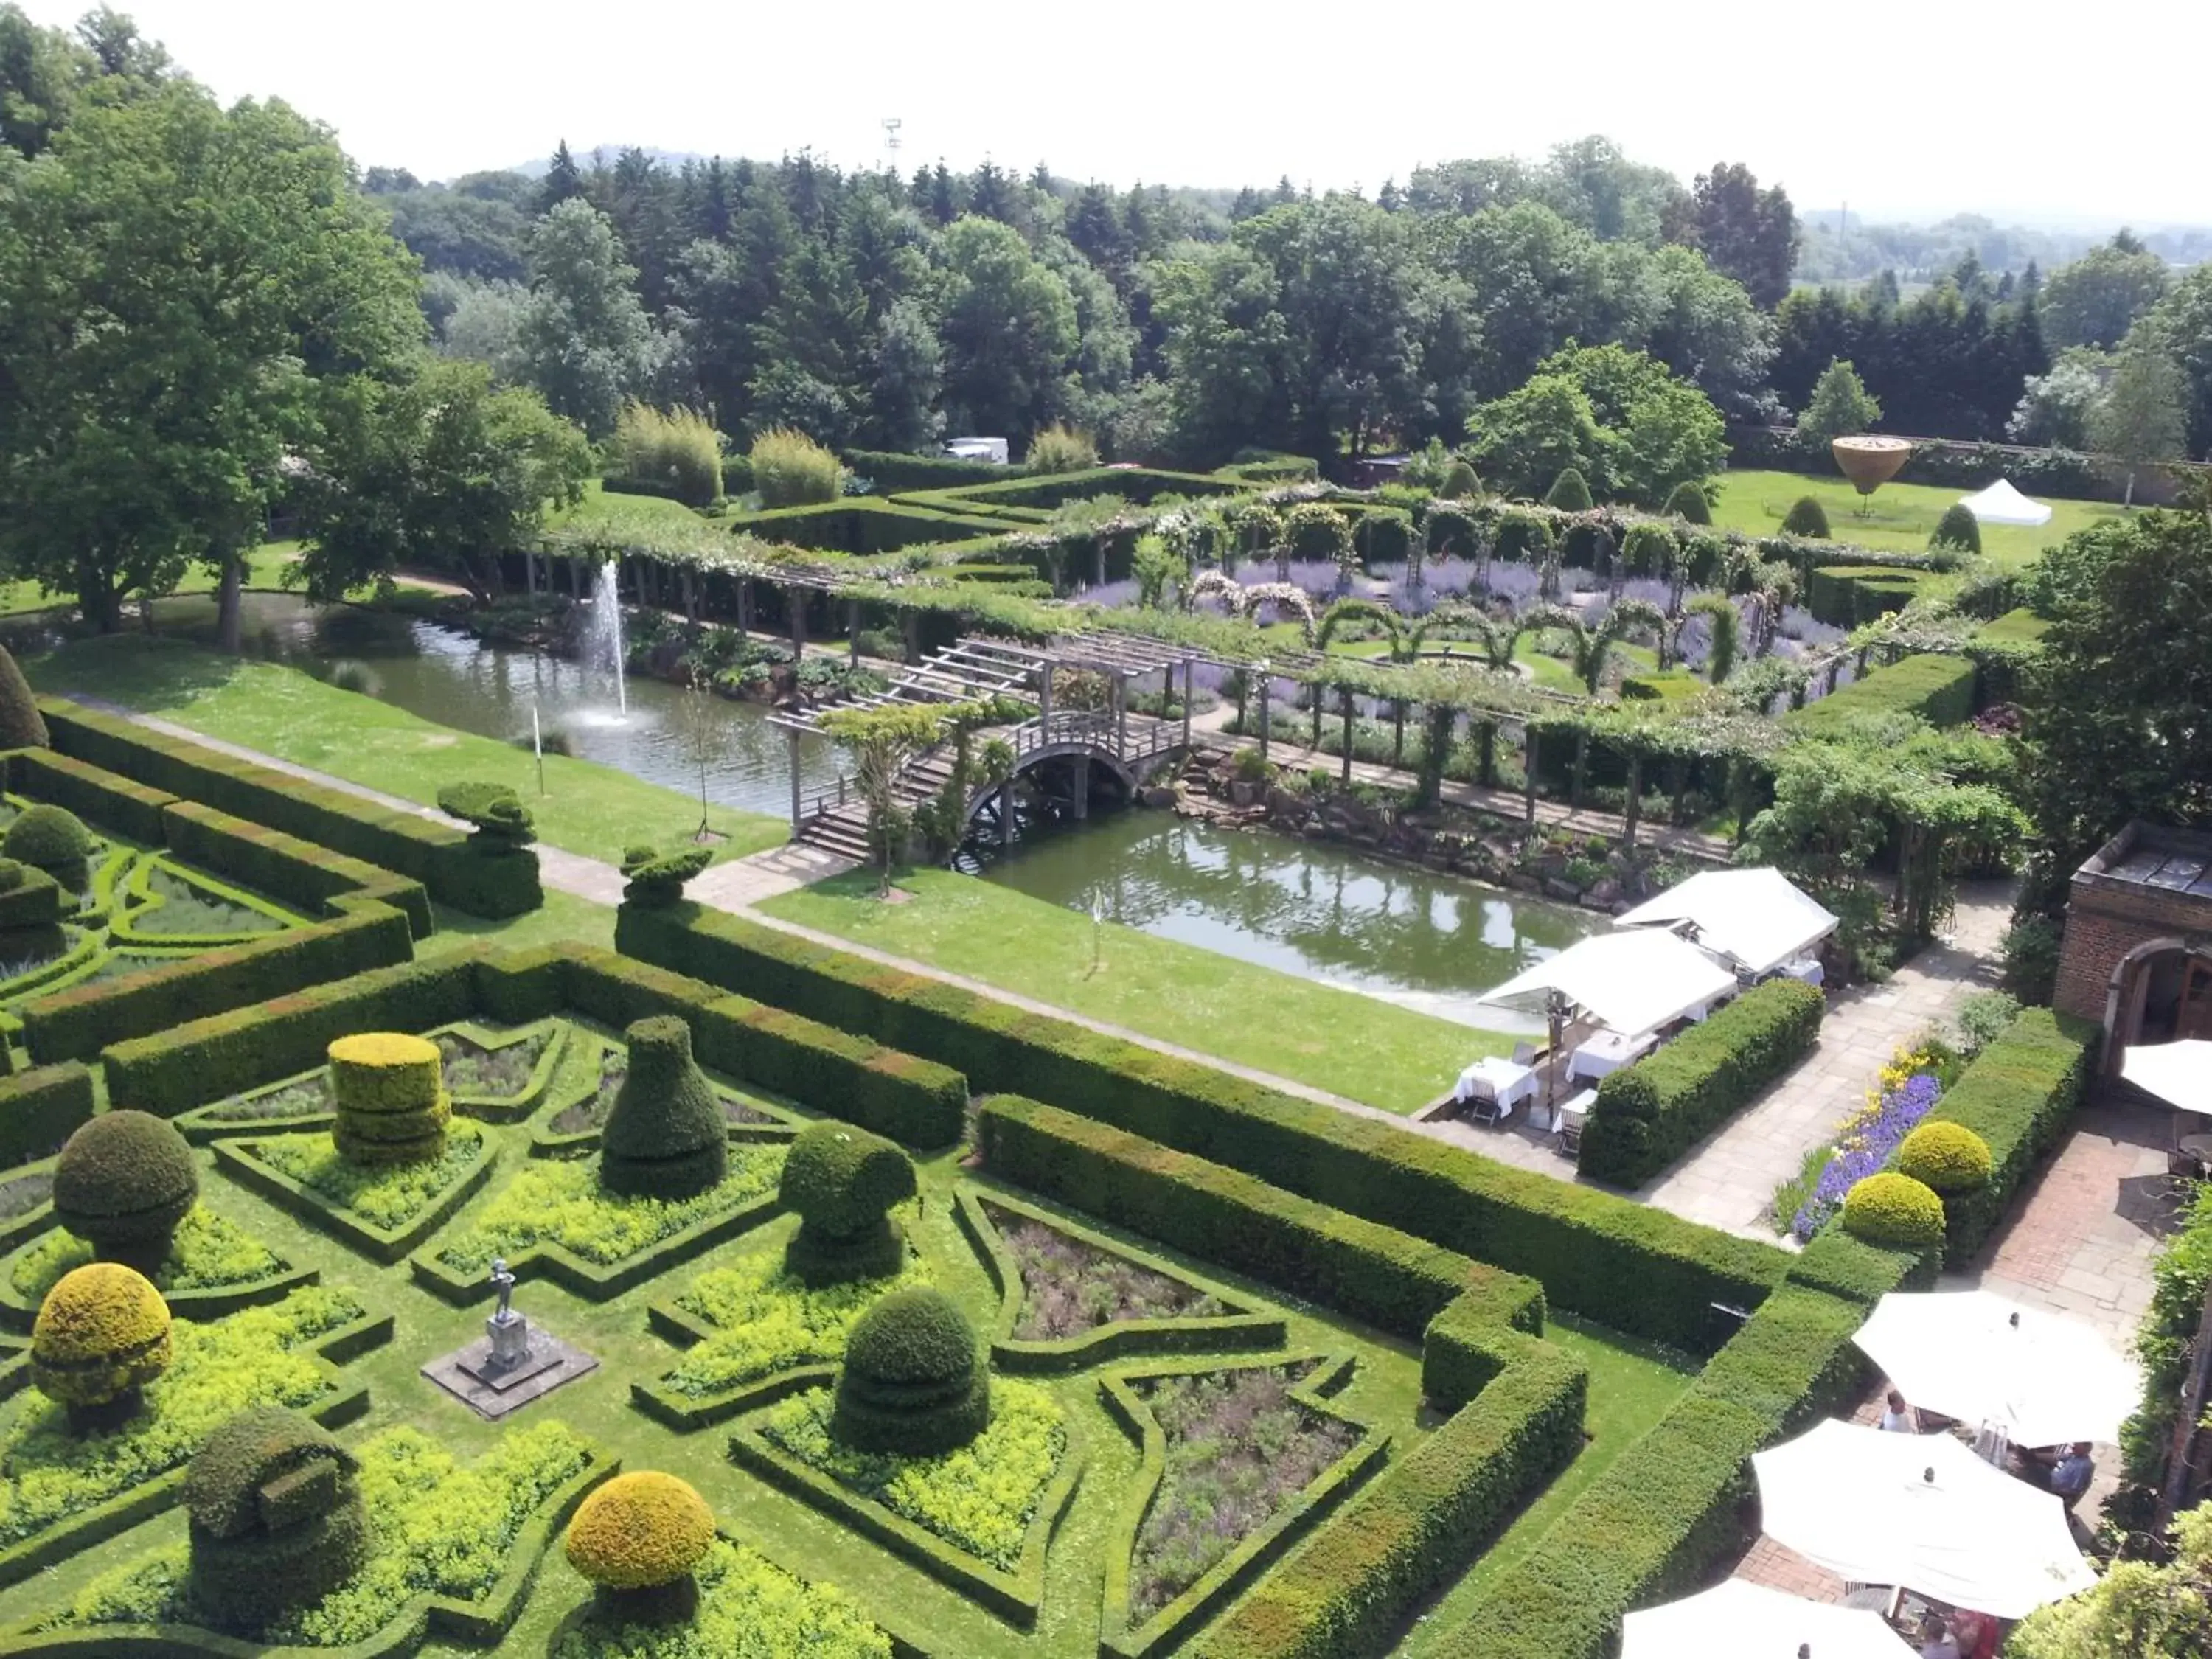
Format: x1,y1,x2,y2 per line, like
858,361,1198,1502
214,1130,500,1267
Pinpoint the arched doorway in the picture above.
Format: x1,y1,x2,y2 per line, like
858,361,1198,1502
2107,936,2212,1065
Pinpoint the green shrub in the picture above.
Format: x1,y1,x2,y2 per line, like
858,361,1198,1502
1931,501,1983,554
780,1121,917,1285
0,1060,95,1166
601,1015,729,1200
1841,1172,1946,1246
1911,1006,2088,1261
619,843,712,908
0,643,48,749
1620,522,1677,576
1780,495,1831,538
1023,424,1098,473
832,1286,990,1455
1663,481,1712,524
613,403,723,507
437,781,534,849
328,1031,451,1166
32,1260,173,1419
551,1536,890,1659
1785,653,1976,731
1579,980,1825,1188
1544,468,1594,511
186,1406,369,1626
1438,459,1480,499
1897,1121,1992,1193
1284,501,1354,563
1800,563,1933,628
749,427,844,507
1356,506,1416,564
52,1110,200,1273
661,1252,926,1400
566,1470,716,1593
13,1203,283,1301
4,801,91,878
619,904,1787,1352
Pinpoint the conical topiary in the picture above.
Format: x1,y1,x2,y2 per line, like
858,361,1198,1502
1781,495,1832,539
779,1121,917,1284
1663,480,1713,524
0,644,47,750
601,1017,727,1200
1544,467,1593,512
186,1407,369,1627
832,1286,990,1455
330,1032,451,1165
52,1110,200,1277
1438,458,1479,500
1930,502,1982,555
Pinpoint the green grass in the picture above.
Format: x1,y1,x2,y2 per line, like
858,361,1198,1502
21,634,787,867
1713,467,2121,567
759,868,1512,1113
0,547,302,619
549,479,710,530
417,889,617,959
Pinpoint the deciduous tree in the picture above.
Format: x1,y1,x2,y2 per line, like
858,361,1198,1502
2089,349,2188,507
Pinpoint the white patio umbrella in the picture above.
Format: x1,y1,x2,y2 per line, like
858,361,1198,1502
1754,1420,2097,1619
1622,1577,1916,1659
1853,1289,2143,1447
2121,1039,2212,1116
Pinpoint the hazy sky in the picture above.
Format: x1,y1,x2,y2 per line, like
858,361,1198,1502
27,0,2205,227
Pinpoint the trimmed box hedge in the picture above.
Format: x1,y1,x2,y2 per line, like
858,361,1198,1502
841,448,1035,493
891,465,1245,516
1579,979,1826,1188
723,498,1011,554
624,903,1787,1351
160,801,434,939
0,1062,93,1169
1913,1006,2091,1264
1787,653,1978,732
5,748,175,845
38,700,536,918
976,1095,1540,1342
1963,608,2049,708
1804,563,1936,627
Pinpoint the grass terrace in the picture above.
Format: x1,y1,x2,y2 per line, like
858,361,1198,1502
1713,467,2118,566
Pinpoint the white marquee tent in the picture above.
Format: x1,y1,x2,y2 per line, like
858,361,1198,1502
1478,928,1738,1039
1614,866,1838,978
1959,479,2053,526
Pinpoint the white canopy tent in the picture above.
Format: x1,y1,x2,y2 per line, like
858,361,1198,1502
1753,1420,2097,1619
2121,1039,2212,1116
1621,1578,1916,1659
1614,866,1839,977
1478,928,1738,1040
1959,479,2053,526
1853,1290,2143,1448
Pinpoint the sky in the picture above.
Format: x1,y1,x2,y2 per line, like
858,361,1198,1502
27,0,2208,228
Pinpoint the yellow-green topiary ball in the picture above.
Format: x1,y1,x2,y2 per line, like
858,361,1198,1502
565,1472,715,1591
32,1261,173,1408
1897,1121,1993,1194
1840,1172,1948,1248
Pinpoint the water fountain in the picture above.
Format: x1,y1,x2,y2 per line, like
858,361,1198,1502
585,559,628,717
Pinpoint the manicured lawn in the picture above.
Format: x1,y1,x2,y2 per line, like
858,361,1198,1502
23,633,787,867
549,479,708,529
0,546,301,618
1713,467,2121,566
759,867,1514,1113
416,888,617,959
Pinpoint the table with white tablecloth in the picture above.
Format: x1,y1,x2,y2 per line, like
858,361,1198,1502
1454,1057,1540,1120
1568,1029,1658,1082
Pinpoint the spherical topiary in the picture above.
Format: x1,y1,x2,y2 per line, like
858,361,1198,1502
1544,467,1593,512
186,1407,368,1627
32,1261,172,1427
1840,1172,1948,1248
601,1017,727,1200
1438,458,1480,500
1663,480,1714,525
0,644,48,751
566,1471,715,1621
779,1121,917,1285
3,802,91,881
52,1110,199,1276
833,1286,990,1455
1897,1121,1994,1194
329,1032,451,1166
1781,495,1832,539
1930,502,1983,555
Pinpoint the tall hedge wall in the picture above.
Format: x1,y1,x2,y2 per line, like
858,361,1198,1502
1803,563,1935,627
723,499,1010,554
619,902,1788,1351
1579,979,1826,1188
1786,653,1977,732
0,1060,94,1168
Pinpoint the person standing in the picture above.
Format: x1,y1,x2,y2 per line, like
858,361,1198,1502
1880,1388,1918,1433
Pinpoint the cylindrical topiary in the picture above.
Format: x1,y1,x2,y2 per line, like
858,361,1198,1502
1930,501,1983,555
52,1110,199,1277
601,1017,727,1200
833,1286,990,1455
1544,467,1593,512
3,802,91,889
186,1407,368,1628
1663,480,1713,525
0,644,48,750
32,1261,172,1430
779,1121,917,1285
1781,495,1832,539
329,1032,451,1166
1840,1172,1948,1248
1897,1121,1994,1194
566,1470,716,1622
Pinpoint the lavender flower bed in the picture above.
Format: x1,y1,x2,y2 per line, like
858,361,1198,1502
1129,1365,1358,1622
1789,1069,1943,1241
992,1205,1227,1341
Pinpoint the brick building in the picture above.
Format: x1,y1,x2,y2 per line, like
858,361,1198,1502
2056,821,2212,1069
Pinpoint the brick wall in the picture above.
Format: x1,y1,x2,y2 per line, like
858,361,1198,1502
2055,880,2212,1023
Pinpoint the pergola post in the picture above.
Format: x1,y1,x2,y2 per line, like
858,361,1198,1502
1525,727,1539,825
1180,659,1192,751
789,583,807,655
1115,673,1127,758
1259,672,1271,764
1623,748,1643,847
1340,687,1354,783
847,598,860,667
1040,662,1054,726
786,727,803,832
737,579,751,641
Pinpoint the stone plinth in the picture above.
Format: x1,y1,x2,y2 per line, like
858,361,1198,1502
422,1313,597,1420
